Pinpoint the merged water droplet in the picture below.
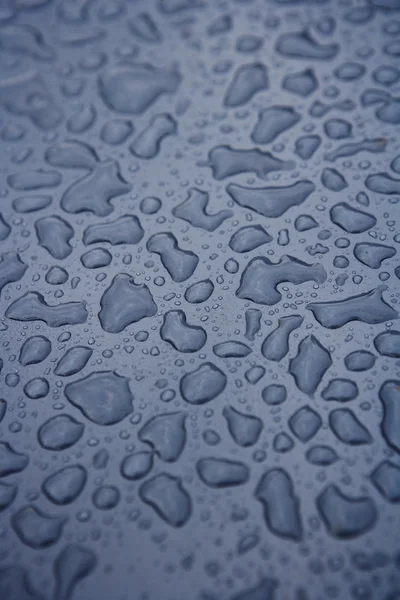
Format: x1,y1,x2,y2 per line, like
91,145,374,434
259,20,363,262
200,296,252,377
12,505,66,548
139,412,187,462
317,485,377,538
255,468,302,541
180,363,226,405
139,473,191,527
98,274,157,333
237,255,326,306
65,371,133,425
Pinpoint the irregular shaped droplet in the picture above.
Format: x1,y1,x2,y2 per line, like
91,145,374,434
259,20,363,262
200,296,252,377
0,214,10,241
35,216,73,259
0,70,63,130
161,310,206,352
180,363,226,405
237,255,326,305
354,242,396,269
13,195,52,213
322,379,358,402
334,62,366,81
45,140,98,170
324,118,352,139
185,279,214,303
6,292,88,327
0,442,28,476
325,138,387,162
173,188,232,232
289,406,322,442
261,314,303,361
207,14,232,35
294,134,321,159
38,415,84,450
252,106,300,144
0,566,44,600
229,226,272,253
307,286,398,328
54,544,97,600
231,578,278,600
0,482,17,511
24,377,49,399
365,172,400,195
227,180,315,218
8,170,61,192
147,233,198,282
83,215,144,246
139,412,186,462
224,63,268,107
374,331,400,358
12,505,66,548
344,6,374,22
310,98,356,117
276,30,338,60
58,26,106,47
65,371,133,425
213,341,252,358
392,154,400,174
67,104,96,134
244,308,262,341
321,167,348,191
273,432,294,454
295,214,318,231
100,119,134,145
81,248,112,269
361,89,400,124
208,145,291,180
128,12,162,42
345,350,376,371
139,473,191,527
0,24,54,60
99,274,157,333
0,400,6,423
371,461,400,503
245,365,265,385
98,64,181,114
379,380,400,452
356,191,370,207
158,0,205,14
42,466,87,505
317,485,377,538
57,0,91,22
92,485,120,510
61,161,131,216
373,65,400,86
45,266,68,285
330,409,372,445
306,445,338,466
140,196,161,214
282,68,318,97
131,113,176,158
54,346,93,377
223,406,262,447
92,448,109,470
289,335,332,395
255,468,302,541
121,452,154,480
197,458,249,488
262,384,287,405
236,34,263,53
0,252,27,295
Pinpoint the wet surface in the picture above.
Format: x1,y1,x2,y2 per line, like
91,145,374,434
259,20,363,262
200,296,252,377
0,1,400,599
